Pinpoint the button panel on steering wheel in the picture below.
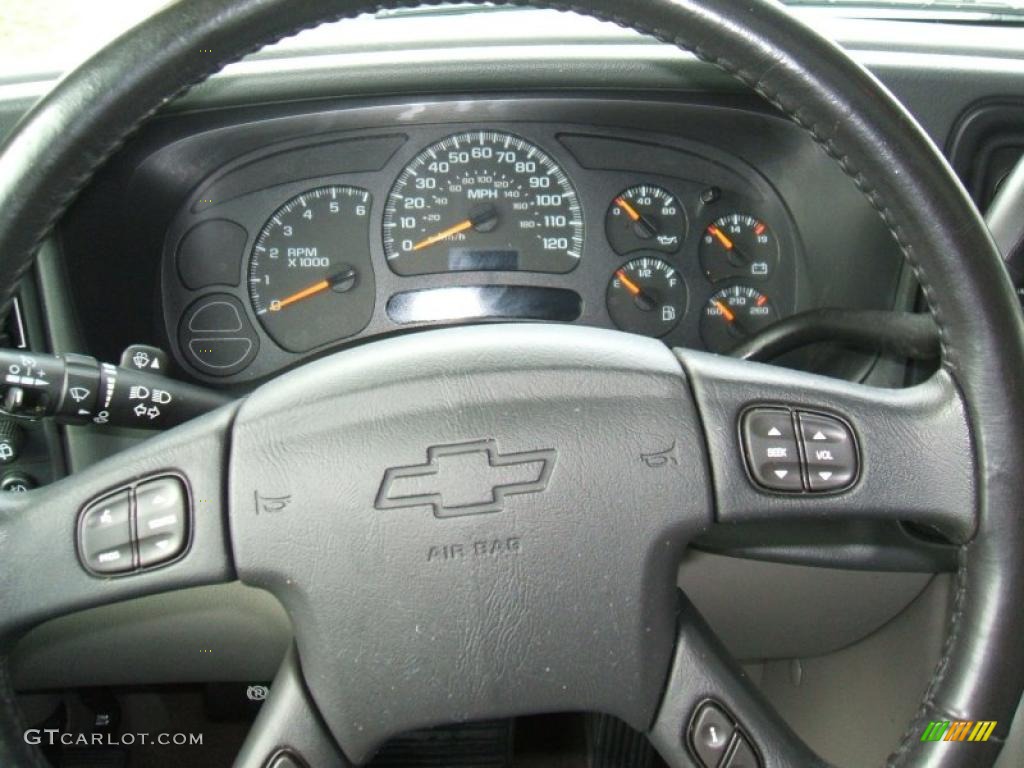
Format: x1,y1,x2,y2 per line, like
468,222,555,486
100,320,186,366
741,407,859,494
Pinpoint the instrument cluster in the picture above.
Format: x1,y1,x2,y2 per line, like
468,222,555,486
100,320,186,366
161,121,801,384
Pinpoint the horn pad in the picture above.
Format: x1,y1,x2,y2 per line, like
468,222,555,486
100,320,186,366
229,325,712,762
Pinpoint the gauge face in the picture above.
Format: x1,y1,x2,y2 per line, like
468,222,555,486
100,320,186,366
382,131,584,275
606,256,687,338
605,185,686,255
249,186,375,353
699,214,779,282
700,285,777,353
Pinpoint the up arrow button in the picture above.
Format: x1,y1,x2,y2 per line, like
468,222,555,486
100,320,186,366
797,411,859,492
740,408,803,491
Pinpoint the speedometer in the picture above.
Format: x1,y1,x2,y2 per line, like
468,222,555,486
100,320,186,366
382,131,584,275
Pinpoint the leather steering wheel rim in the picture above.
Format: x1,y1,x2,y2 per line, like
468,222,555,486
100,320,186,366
1,1,1023,766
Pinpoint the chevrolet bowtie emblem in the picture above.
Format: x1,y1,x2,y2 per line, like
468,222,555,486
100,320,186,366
375,439,556,518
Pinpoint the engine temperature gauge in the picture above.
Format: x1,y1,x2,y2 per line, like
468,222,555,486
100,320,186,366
700,285,778,353
606,256,687,338
699,214,778,281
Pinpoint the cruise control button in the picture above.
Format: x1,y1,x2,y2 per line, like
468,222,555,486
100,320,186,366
136,476,188,568
723,733,760,767
741,408,802,491
80,490,134,574
798,412,858,492
690,702,735,767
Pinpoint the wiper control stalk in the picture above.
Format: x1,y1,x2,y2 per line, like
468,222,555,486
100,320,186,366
0,349,230,430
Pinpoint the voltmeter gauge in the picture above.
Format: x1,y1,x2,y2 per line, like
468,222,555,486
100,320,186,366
606,256,687,338
700,285,778,353
605,185,686,255
699,214,778,282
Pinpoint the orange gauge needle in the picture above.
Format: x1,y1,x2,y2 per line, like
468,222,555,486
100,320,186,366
614,197,642,222
412,206,500,252
412,219,474,251
616,269,657,312
411,205,499,250
713,299,736,323
708,225,735,251
271,279,329,311
269,268,357,312
616,269,642,296
615,197,659,239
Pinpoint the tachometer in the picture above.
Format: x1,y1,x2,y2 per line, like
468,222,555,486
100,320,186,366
382,131,584,275
249,186,375,353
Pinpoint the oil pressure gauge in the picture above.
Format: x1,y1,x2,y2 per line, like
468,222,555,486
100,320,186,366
605,185,686,255
606,256,687,338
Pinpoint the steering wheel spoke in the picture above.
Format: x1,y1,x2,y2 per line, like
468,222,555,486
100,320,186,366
648,593,828,768
679,350,975,543
0,404,237,643
234,646,350,768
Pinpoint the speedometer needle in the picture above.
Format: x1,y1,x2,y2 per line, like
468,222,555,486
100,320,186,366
412,220,473,251
412,206,499,251
269,268,356,312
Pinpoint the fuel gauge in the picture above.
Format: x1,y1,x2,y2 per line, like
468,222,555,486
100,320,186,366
607,256,687,338
701,285,778,353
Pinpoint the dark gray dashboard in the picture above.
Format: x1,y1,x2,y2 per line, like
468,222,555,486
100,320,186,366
158,102,808,383
61,95,903,387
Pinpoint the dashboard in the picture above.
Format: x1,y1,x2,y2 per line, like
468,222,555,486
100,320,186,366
161,112,800,383
138,97,899,386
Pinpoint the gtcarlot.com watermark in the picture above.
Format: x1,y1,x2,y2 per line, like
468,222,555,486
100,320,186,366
25,730,203,747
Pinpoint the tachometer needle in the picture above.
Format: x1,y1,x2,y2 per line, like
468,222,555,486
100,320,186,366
412,206,499,251
269,268,356,312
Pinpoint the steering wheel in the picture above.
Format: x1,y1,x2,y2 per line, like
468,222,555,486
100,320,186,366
2,1,1023,766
